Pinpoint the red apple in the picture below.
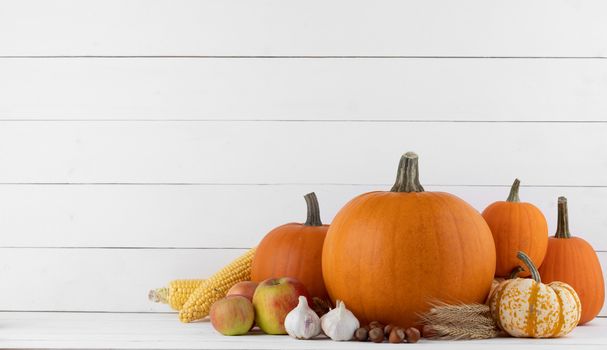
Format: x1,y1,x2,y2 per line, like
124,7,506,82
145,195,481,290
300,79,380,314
227,281,258,301
210,296,255,336
252,277,311,335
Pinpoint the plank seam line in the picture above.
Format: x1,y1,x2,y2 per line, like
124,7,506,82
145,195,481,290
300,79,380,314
0,55,606,59
0,247,604,253
0,183,605,188
0,246,251,250
0,310,174,314
0,310,605,318
1,119,607,123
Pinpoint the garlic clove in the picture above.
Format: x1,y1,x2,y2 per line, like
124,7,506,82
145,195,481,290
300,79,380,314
320,300,360,341
284,295,321,340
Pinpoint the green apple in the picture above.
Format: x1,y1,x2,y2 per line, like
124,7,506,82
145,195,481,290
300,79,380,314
252,277,311,334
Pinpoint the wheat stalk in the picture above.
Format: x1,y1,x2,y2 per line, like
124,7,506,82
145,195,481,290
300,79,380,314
419,301,501,340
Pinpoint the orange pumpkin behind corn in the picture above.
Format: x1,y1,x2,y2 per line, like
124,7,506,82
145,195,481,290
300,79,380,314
251,192,329,299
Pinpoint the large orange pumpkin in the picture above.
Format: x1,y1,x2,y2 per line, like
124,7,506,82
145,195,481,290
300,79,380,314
538,197,605,325
482,179,548,277
322,152,496,328
251,192,329,299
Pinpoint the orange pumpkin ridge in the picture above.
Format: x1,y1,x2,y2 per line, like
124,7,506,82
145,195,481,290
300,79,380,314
520,252,542,338
482,178,548,277
537,197,605,325
550,287,565,337
251,192,329,299
322,152,496,328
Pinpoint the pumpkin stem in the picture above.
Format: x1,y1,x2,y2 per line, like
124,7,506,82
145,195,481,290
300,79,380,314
516,251,541,283
304,192,322,226
555,196,571,238
508,266,524,279
506,179,521,202
390,152,425,193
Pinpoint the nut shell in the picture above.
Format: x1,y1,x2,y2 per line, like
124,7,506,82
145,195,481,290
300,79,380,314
353,327,368,342
421,325,435,338
405,327,421,343
369,321,384,330
368,327,385,343
389,327,405,343
383,324,394,336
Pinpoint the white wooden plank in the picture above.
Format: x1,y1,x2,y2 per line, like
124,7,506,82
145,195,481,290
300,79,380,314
0,248,605,314
0,312,606,350
0,122,605,185
1,185,607,250
2,58,607,121
1,0,606,57
0,248,248,312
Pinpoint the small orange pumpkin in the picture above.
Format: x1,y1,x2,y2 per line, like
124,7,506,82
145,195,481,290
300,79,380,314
322,152,496,328
251,192,329,299
482,179,548,277
538,197,605,325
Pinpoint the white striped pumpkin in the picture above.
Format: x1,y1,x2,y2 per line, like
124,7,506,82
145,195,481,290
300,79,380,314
489,251,581,338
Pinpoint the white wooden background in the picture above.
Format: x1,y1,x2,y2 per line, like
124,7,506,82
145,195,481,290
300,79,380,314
0,0,606,318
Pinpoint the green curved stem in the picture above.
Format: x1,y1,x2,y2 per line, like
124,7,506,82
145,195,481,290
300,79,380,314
390,152,425,193
555,196,571,238
517,251,541,283
506,179,521,202
304,192,322,226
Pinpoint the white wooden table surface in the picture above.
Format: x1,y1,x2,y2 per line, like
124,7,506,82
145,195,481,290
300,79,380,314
1,312,606,350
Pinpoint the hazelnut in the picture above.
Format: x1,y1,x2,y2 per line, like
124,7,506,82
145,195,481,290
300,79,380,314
383,324,394,336
353,327,369,342
405,327,421,343
369,321,384,330
422,325,436,338
388,327,405,343
368,327,385,343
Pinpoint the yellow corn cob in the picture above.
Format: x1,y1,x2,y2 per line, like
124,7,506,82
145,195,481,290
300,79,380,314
149,279,205,311
179,248,256,323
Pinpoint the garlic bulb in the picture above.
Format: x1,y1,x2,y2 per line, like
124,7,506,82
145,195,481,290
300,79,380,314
320,300,360,341
284,296,321,340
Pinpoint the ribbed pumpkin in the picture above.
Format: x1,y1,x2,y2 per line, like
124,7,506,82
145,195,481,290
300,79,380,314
482,179,548,277
322,152,496,328
251,192,329,299
490,251,581,338
485,267,525,304
538,197,605,325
